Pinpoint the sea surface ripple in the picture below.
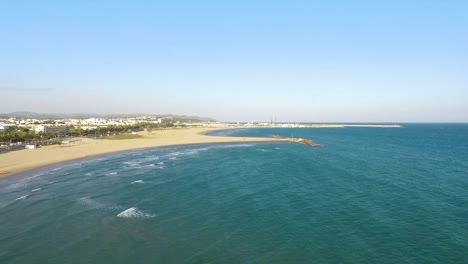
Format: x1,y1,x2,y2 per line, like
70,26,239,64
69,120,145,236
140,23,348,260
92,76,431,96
1,124,467,263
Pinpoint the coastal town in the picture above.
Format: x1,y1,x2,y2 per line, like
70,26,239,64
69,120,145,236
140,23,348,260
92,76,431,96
0,115,191,133
0,115,214,151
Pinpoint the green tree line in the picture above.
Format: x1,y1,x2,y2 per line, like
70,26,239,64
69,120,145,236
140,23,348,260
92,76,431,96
0,122,183,145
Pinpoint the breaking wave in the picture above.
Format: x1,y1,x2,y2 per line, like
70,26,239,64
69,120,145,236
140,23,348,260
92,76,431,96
131,180,145,184
117,207,155,219
15,195,29,201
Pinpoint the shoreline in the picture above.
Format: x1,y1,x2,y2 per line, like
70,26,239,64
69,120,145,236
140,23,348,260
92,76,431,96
0,126,283,178
0,124,401,178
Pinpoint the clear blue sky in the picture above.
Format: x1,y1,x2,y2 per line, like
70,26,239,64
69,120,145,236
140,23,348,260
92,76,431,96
1,0,467,122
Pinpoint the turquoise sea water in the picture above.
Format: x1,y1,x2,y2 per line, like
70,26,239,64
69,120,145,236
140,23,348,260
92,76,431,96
1,124,468,263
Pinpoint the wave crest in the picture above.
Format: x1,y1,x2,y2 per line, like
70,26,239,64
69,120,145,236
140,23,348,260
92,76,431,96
117,207,155,218
131,180,145,184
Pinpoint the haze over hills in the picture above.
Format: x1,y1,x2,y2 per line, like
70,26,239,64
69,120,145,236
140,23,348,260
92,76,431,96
0,112,216,122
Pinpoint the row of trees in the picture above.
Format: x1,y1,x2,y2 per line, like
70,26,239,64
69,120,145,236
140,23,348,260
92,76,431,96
0,122,184,145
68,124,142,137
0,127,65,145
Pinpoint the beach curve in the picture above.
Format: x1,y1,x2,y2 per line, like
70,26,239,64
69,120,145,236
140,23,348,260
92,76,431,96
0,126,284,178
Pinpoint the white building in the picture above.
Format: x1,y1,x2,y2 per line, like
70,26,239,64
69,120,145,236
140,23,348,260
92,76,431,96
35,125,70,134
34,125,46,133
0,124,16,132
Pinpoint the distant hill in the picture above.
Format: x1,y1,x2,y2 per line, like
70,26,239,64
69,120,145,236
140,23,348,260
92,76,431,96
0,112,216,122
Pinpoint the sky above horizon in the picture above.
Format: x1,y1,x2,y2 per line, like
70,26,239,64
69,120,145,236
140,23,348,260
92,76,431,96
1,1,467,122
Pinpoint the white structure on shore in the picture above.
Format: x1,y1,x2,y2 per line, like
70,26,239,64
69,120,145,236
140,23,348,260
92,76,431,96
35,125,70,134
0,124,16,132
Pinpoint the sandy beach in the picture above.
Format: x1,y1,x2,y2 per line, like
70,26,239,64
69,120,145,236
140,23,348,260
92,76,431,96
0,126,283,178
0,124,402,178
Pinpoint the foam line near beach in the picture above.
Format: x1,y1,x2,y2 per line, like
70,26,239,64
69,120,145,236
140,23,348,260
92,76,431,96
0,127,283,178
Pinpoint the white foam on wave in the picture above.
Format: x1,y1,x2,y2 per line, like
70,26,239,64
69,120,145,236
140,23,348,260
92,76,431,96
78,197,104,208
177,144,253,156
148,144,254,164
77,197,123,210
47,167,62,175
182,150,198,155
123,155,160,168
117,207,155,218
163,148,206,160
31,188,42,192
123,161,141,167
15,195,29,201
256,148,267,152
144,156,160,162
105,172,118,176
6,172,46,190
131,180,145,184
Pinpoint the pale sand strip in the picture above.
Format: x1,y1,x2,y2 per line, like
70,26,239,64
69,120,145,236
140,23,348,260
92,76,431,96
0,124,401,178
0,127,283,178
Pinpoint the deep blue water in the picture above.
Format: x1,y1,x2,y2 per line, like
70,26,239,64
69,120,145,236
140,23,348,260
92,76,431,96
1,124,468,263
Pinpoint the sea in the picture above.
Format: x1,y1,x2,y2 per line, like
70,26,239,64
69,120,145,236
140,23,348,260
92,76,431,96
1,124,467,263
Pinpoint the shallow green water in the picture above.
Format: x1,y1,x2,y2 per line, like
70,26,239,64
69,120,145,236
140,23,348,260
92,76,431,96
1,124,467,263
